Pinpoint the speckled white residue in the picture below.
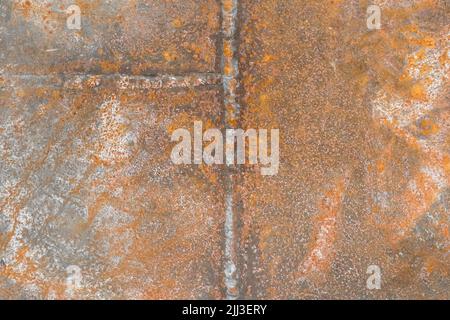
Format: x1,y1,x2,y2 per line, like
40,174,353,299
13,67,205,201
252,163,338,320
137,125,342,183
421,166,447,190
93,204,134,229
373,191,391,210
92,204,135,264
371,32,449,131
4,205,33,271
95,96,137,164
298,217,336,276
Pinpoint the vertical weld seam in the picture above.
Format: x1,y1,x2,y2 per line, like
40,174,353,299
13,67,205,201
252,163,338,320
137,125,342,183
221,0,240,300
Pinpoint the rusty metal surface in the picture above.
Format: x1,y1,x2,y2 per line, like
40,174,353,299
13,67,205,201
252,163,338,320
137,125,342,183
0,0,449,300
0,77,225,299
0,0,220,74
237,0,449,299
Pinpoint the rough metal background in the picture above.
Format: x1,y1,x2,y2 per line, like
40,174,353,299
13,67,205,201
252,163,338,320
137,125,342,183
0,0,449,299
